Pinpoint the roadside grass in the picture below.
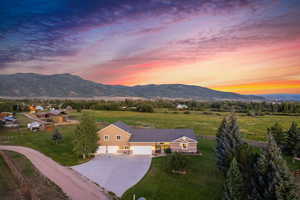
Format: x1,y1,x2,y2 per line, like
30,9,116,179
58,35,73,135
71,110,300,141
1,151,69,200
0,155,20,200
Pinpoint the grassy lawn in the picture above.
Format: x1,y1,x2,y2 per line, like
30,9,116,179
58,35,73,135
0,151,68,200
122,139,300,200
0,125,88,166
71,110,300,141
122,139,224,200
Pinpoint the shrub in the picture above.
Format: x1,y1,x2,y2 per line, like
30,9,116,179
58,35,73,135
165,152,188,173
136,104,154,113
183,111,190,114
164,148,172,154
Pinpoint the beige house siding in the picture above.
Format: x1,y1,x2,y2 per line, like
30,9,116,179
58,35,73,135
170,142,197,153
97,125,131,148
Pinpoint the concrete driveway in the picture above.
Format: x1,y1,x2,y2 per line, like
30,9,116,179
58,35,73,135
72,155,152,197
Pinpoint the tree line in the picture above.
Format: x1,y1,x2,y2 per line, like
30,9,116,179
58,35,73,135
216,115,299,200
1,98,300,114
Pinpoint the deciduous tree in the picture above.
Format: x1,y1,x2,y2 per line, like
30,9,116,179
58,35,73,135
73,112,98,159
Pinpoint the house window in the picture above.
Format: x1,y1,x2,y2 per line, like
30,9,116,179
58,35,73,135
116,135,121,141
104,135,109,141
181,143,188,149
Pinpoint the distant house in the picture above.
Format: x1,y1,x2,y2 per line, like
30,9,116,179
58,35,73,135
176,104,188,110
36,106,44,111
27,121,42,131
96,121,198,155
65,105,73,112
36,110,67,123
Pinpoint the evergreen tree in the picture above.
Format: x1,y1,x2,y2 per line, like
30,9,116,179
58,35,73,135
73,112,98,159
249,134,299,200
269,122,286,149
52,129,63,144
216,115,243,175
286,122,300,156
223,158,245,200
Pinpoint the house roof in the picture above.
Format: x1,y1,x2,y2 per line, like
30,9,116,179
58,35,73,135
113,121,197,142
113,121,132,133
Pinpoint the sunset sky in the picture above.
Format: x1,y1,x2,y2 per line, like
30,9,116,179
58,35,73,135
0,0,300,94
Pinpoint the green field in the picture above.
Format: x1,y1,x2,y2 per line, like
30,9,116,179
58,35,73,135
71,110,300,141
0,151,68,200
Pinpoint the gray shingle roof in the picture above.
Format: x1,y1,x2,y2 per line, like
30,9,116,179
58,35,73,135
113,121,132,133
113,121,197,142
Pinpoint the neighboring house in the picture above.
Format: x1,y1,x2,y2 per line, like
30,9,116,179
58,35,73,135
96,121,198,155
27,121,42,131
36,110,67,123
36,106,44,111
176,104,188,110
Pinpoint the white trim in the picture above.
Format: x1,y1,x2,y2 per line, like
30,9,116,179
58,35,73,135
172,136,197,143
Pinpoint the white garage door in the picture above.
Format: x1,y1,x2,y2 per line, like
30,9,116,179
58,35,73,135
96,146,106,154
107,146,119,153
132,146,152,155
96,146,119,154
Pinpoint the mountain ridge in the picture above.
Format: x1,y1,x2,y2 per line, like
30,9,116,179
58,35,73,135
0,73,264,101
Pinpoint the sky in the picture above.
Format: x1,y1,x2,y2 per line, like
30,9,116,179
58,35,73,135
0,0,300,94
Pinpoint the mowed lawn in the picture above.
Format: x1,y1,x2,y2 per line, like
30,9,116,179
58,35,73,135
122,139,224,200
0,125,88,166
71,110,300,141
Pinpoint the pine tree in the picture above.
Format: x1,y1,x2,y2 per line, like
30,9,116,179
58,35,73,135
269,122,286,150
52,129,63,144
216,115,243,175
223,158,245,200
73,112,98,159
286,122,300,156
250,134,299,200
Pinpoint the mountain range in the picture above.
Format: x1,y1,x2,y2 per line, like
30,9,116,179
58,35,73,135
0,73,265,101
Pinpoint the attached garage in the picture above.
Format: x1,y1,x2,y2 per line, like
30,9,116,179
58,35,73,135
96,146,119,154
131,146,152,155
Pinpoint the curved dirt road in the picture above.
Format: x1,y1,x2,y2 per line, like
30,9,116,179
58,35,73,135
0,145,109,200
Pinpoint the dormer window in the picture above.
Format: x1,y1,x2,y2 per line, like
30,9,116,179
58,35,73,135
116,135,121,140
104,135,109,141
181,143,188,149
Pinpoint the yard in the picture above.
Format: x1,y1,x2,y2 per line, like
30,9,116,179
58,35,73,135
122,139,224,200
0,125,88,166
0,151,68,200
71,110,300,141
121,139,300,200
